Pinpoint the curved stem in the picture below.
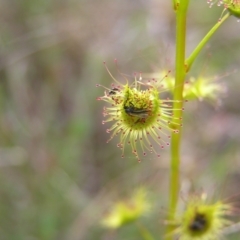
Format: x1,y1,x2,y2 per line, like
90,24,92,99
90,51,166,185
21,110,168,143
136,222,155,240
185,12,230,72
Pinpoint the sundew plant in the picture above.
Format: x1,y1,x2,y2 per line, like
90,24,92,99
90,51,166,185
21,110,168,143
98,1,240,240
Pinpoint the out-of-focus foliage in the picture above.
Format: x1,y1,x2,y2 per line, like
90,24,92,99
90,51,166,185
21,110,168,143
0,0,240,240
102,188,150,229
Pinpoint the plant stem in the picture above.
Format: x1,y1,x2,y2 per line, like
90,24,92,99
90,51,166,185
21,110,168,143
185,12,230,72
136,222,155,240
167,1,189,238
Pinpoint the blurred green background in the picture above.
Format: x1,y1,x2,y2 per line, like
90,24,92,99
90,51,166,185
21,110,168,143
0,0,240,239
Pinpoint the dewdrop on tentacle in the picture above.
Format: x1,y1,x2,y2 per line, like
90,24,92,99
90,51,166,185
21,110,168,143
208,0,240,20
97,60,183,162
224,0,240,19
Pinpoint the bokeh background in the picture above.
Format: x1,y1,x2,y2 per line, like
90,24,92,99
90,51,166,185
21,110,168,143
1,0,240,239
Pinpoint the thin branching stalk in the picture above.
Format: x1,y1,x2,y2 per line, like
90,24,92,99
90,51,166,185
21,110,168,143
185,12,230,72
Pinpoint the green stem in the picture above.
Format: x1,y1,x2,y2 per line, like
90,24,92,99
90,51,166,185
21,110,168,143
136,222,155,240
185,12,230,72
167,0,189,238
